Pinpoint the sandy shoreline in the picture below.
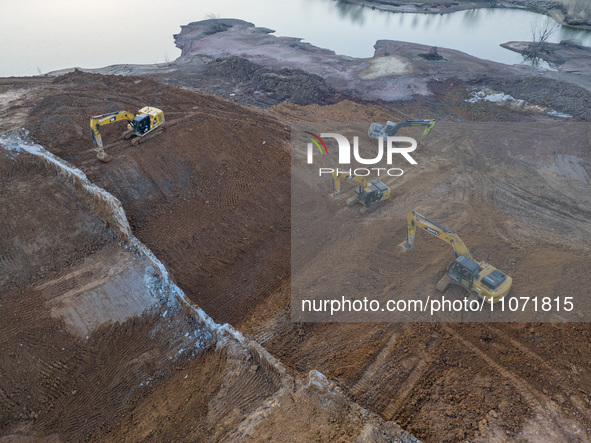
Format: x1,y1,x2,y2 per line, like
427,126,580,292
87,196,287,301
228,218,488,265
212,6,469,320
339,0,591,30
37,18,591,120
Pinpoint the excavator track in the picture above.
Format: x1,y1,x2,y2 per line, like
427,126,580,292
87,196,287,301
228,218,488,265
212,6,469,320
130,125,165,145
359,201,384,215
122,129,134,140
436,275,452,292
346,196,361,207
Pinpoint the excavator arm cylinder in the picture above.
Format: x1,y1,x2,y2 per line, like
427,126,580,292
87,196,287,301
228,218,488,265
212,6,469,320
403,210,472,259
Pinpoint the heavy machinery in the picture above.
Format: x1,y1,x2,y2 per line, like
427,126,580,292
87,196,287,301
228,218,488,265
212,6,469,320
90,107,165,162
332,119,435,215
402,210,512,303
368,119,436,140
332,170,391,215
329,120,436,214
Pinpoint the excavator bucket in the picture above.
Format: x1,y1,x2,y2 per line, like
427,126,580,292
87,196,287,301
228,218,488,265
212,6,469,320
97,152,113,163
91,133,113,162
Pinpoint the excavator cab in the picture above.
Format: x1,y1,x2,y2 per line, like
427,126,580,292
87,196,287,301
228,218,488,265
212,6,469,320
447,255,480,290
131,113,151,135
355,180,390,208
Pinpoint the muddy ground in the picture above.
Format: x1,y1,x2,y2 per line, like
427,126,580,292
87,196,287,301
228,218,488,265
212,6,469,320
2,18,591,443
0,78,416,441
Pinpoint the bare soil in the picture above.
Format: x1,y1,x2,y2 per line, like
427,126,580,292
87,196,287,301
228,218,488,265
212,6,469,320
0,149,216,441
1,60,590,442
265,100,591,440
1,80,411,441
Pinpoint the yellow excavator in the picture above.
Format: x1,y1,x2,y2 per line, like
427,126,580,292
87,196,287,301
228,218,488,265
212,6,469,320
90,106,165,162
403,210,512,303
332,170,391,215
330,119,435,214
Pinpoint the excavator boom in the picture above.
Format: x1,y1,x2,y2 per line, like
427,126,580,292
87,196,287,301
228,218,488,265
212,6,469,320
90,111,137,162
404,210,472,259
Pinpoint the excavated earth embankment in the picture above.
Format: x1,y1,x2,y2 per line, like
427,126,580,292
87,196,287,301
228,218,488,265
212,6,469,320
0,73,417,442
1,18,591,442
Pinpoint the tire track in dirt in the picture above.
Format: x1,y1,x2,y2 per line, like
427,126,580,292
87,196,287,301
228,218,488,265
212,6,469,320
443,325,547,404
250,310,288,345
442,324,588,440
381,331,443,421
340,325,447,428
34,316,176,440
39,358,75,404
0,387,19,417
349,329,403,398
483,324,591,421
108,111,291,326
493,179,591,232
0,290,41,338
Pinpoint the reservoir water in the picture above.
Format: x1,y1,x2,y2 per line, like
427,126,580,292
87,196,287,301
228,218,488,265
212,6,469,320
2,0,591,77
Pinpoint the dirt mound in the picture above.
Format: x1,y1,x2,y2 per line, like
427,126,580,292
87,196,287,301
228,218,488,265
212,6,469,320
484,75,591,120
0,150,117,292
203,56,336,105
1,130,417,442
25,70,292,326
